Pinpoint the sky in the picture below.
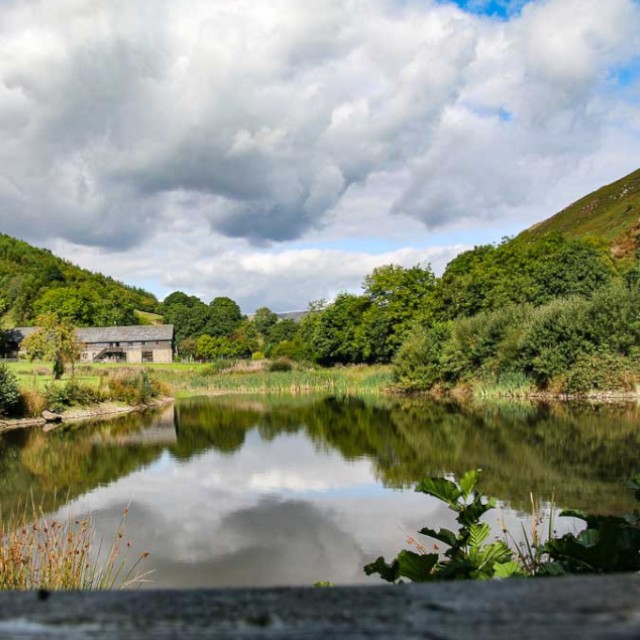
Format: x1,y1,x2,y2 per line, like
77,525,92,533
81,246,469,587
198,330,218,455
0,0,639,312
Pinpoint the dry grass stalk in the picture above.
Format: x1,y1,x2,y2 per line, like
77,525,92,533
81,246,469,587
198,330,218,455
0,502,151,590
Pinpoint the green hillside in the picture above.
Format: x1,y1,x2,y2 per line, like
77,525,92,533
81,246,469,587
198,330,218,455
519,168,640,261
0,233,158,327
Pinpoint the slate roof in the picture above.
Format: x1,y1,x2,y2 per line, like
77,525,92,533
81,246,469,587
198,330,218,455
5,325,174,345
276,311,307,323
5,327,39,343
75,325,174,344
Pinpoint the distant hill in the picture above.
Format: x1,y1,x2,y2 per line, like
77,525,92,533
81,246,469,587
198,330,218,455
0,233,158,327
519,168,640,261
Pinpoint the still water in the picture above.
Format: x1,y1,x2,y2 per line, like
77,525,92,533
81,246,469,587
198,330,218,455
1,395,639,587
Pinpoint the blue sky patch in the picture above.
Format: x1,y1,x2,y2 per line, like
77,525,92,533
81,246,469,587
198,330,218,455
613,60,640,88
443,0,532,19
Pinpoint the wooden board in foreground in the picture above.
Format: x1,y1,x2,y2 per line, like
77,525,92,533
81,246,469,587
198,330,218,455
0,574,638,639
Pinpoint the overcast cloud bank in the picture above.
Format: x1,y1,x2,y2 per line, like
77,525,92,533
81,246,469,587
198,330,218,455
1,0,639,310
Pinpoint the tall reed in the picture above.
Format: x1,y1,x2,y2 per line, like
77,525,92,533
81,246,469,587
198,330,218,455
0,502,151,590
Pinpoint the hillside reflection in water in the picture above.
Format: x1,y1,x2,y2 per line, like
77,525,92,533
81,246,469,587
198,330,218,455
1,395,639,587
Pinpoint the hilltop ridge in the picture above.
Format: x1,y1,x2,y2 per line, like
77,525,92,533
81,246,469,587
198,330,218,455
519,168,640,260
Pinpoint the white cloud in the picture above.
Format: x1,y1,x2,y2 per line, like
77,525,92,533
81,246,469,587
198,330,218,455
49,229,464,311
1,0,639,305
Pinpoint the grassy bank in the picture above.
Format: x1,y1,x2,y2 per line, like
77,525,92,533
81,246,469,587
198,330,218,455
0,360,394,420
1,362,170,419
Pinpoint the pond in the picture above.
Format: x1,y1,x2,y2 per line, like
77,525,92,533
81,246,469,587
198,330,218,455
1,395,639,588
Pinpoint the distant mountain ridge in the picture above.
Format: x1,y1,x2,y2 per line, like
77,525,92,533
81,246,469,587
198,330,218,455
518,168,640,261
0,233,158,327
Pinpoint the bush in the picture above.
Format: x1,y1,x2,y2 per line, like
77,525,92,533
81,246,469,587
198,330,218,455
393,284,640,394
19,389,46,417
103,370,162,405
268,357,293,372
558,352,640,395
0,364,21,416
251,351,265,361
200,361,230,376
44,381,104,412
393,323,452,391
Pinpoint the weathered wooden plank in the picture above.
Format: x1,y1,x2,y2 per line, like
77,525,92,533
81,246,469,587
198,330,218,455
0,575,638,639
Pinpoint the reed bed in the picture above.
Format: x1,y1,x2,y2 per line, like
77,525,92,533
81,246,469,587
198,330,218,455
156,364,394,397
0,503,150,590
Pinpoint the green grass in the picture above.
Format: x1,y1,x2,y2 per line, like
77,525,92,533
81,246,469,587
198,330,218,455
134,310,164,325
5,361,102,392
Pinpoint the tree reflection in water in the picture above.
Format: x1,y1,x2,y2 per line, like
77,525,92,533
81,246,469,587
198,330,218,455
0,396,639,521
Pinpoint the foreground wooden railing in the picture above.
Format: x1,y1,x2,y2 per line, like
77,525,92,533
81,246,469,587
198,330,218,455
0,574,637,638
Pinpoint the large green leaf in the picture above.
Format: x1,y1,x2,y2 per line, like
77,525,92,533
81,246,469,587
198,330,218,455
457,500,494,527
415,477,461,507
396,550,439,582
478,542,512,569
493,561,522,579
363,556,399,583
418,527,457,548
459,469,480,499
468,523,490,549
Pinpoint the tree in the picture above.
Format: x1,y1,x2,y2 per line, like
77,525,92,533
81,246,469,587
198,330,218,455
266,319,299,355
207,297,244,337
162,291,210,343
362,264,437,360
23,313,83,379
252,307,279,337
311,293,370,365
33,284,137,327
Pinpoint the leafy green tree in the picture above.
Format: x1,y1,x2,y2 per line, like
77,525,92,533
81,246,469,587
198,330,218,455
431,235,617,321
311,293,370,365
359,263,436,362
34,287,97,327
265,319,299,356
253,307,279,337
195,334,250,361
22,313,83,380
207,297,244,337
162,292,210,343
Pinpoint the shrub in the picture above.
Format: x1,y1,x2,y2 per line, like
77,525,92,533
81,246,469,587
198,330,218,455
0,364,21,416
269,357,293,372
251,351,265,361
200,361,230,376
19,389,46,417
44,381,104,412
393,323,452,391
558,352,640,395
103,370,162,405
